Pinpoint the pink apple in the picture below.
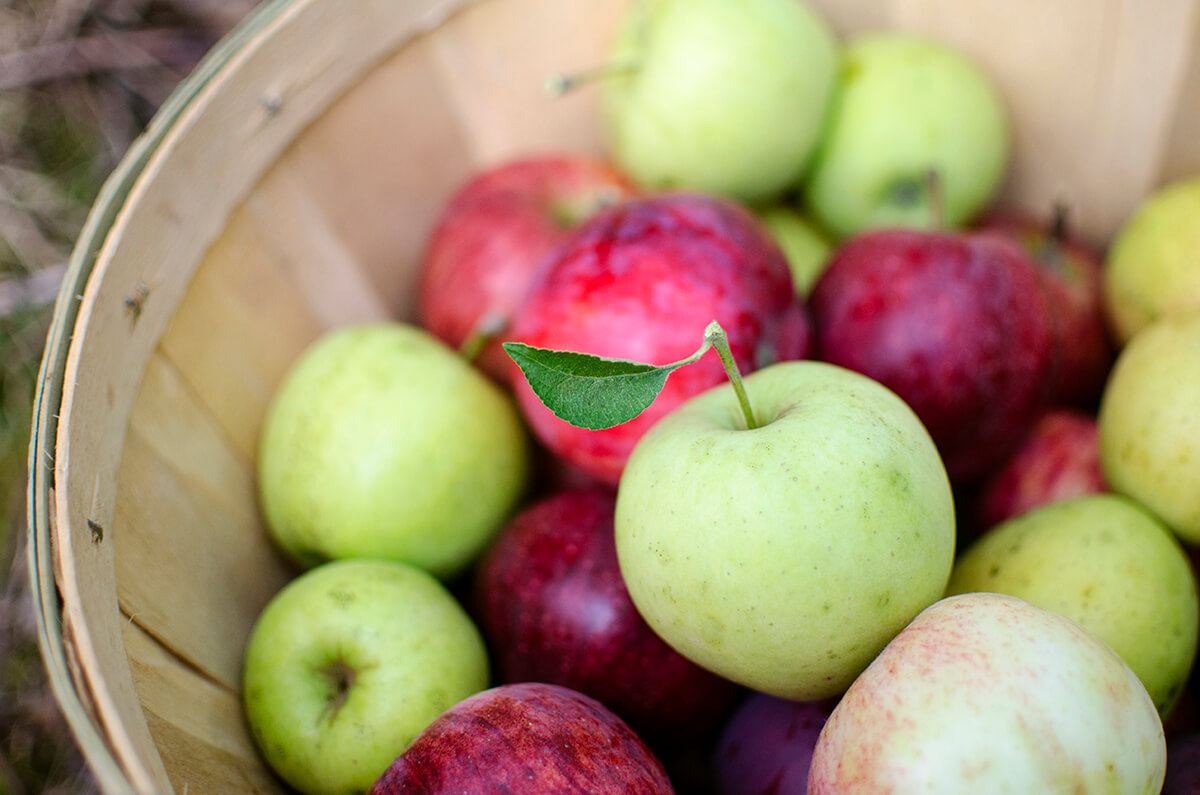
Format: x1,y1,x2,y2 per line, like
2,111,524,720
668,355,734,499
975,205,1113,407
417,154,637,380
975,408,1107,531
810,228,1055,483
472,488,742,743
508,192,811,484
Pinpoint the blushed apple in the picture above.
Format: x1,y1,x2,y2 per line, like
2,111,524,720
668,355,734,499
368,683,675,794
615,359,956,700
808,593,1166,793
417,155,636,380
508,192,810,484
242,559,490,795
601,0,839,204
1103,174,1200,345
947,494,1200,715
1098,309,1200,543
257,322,529,578
805,32,1010,239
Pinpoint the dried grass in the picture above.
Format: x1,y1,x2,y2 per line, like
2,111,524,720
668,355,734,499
0,1,260,791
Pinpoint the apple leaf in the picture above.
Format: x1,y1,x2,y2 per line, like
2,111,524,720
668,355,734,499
502,343,703,430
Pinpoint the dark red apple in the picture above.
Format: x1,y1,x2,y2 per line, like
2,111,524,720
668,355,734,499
975,204,1113,407
417,154,637,380
809,228,1055,483
508,192,811,484
473,488,742,743
1165,733,1200,794
368,682,675,794
713,693,836,795
975,408,1107,531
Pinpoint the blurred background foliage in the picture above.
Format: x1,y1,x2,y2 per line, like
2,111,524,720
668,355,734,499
0,1,260,791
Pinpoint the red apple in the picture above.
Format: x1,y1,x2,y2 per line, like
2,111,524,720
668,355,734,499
975,204,1113,407
417,154,637,380
473,488,742,744
1165,733,1200,794
810,228,1056,483
508,192,811,484
713,693,836,795
975,408,1107,531
368,682,675,794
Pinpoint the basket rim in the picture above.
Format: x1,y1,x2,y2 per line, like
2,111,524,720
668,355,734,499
24,1,302,789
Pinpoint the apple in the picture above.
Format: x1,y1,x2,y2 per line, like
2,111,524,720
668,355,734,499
807,592,1166,794
417,154,637,381
599,0,839,204
1166,733,1200,794
974,408,1106,531
712,693,835,795
257,321,529,578
1098,309,1200,543
804,32,1010,239
615,359,956,700
1103,174,1200,345
947,494,1200,716
472,487,742,744
974,204,1113,407
756,205,834,298
242,558,490,795
809,227,1056,483
508,192,810,485
368,682,675,794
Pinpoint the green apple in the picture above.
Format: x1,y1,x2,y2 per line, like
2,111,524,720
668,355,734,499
757,205,833,297
946,494,1199,715
804,32,1010,239
257,321,529,578
242,558,490,795
614,360,956,700
601,0,839,204
1098,309,1200,543
809,593,1165,793
1103,174,1200,345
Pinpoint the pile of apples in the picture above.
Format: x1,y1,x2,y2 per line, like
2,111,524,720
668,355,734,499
238,1,1200,793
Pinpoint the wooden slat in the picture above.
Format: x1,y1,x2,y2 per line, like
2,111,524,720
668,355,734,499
123,621,284,795
116,351,296,691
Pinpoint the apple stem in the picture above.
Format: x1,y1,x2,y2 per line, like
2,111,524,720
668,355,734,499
545,61,639,96
703,321,759,430
926,169,945,230
459,313,509,363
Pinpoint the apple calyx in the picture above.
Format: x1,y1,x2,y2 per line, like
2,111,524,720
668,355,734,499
503,319,759,431
318,657,359,723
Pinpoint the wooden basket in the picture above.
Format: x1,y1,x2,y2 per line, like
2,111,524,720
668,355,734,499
25,0,1200,791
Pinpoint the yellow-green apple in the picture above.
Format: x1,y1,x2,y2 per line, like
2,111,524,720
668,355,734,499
615,360,955,700
757,205,833,298
368,683,675,794
974,408,1106,532
257,322,529,578
1098,309,1200,543
947,494,1199,715
809,228,1055,483
1104,175,1200,345
242,559,489,795
805,32,1009,238
808,593,1166,794
508,192,810,485
417,155,636,380
601,0,839,204
472,487,742,743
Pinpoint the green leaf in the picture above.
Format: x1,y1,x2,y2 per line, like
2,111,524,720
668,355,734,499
502,342,706,430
